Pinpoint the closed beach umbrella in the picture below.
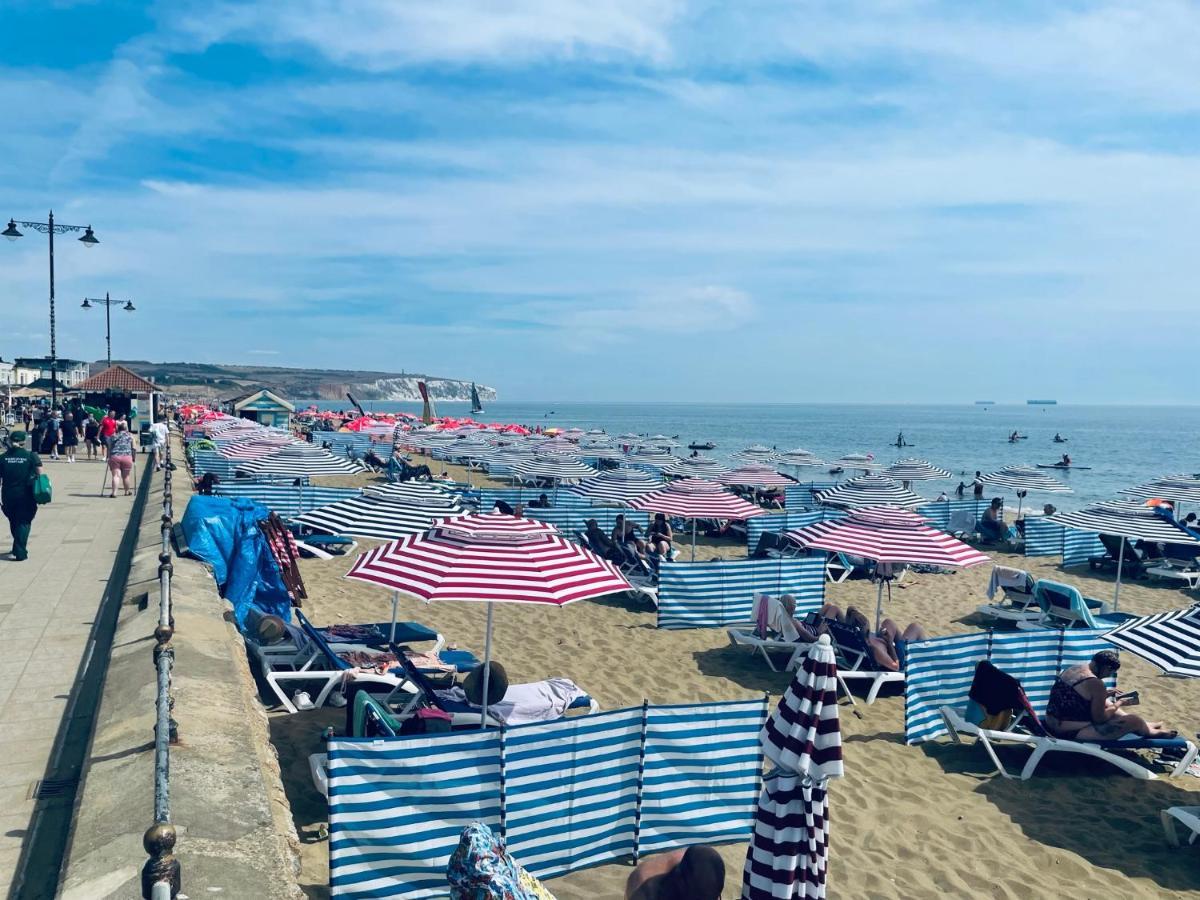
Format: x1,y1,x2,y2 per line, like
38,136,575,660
721,466,798,488
569,469,661,505
815,475,926,510
881,458,951,487
743,634,844,900
628,478,767,560
1120,475,1200,505
981,466,1070,518
733,445,782,465
345,513,629,724
1102,606,1200,678
1048,500,1200,609
786,506,989,627
236,447,366,477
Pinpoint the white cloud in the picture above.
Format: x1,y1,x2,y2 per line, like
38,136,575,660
178,0,683,69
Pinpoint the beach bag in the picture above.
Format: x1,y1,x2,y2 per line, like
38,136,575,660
33,473,52,505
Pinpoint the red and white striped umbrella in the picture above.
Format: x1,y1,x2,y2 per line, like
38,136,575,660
345,513,630,725
720,466,798,488
628,478,767,560
786,506,989,627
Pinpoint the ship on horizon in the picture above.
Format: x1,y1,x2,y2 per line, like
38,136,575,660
1027,399,1058,405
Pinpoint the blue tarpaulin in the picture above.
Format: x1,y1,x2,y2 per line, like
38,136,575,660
181,494,292,629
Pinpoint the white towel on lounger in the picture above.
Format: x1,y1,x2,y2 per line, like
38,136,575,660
437,678,587,726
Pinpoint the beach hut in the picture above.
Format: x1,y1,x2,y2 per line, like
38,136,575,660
227,387,295,429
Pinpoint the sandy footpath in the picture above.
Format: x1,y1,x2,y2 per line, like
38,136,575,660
264,463,1200,898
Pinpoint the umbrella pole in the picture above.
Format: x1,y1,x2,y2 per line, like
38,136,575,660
389,591,399,643
691,518,697,562
1114,536,1125,612
874,578,885,632
480,601,494,729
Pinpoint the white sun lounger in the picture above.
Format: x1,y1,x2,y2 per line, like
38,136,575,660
940,705,1197,780
1162,806,1200,846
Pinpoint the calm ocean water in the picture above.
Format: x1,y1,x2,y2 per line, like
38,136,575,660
313,401,1200,510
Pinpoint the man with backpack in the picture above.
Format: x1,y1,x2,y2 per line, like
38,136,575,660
0,430,44,561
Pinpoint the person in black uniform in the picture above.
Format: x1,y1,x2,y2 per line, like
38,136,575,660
0,430,43,561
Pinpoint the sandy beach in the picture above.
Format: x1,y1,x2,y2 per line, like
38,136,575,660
259,464,1200,899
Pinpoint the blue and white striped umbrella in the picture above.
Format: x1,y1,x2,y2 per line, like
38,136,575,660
513,456,598,484
815,475,925,510
663,455,730,478
732,444,781,465
1103,606,1200,678
1119,475,1200,504
882,458,951,482
778,448,825,468
568,469,661,505
236,447,366,477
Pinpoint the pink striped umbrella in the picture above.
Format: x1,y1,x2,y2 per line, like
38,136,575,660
785,506,990,627
627,478,767,560
344,512,629,725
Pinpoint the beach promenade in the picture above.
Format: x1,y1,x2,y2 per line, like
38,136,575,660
0,455,139,896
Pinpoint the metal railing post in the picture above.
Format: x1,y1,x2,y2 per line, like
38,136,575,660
144,436,180,899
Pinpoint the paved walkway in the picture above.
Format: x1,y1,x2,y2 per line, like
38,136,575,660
0,455,139,896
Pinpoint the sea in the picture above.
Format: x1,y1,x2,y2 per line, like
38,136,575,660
311,401,1200,511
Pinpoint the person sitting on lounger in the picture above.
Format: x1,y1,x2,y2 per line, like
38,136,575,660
613,514,647,556
816,604,925,670
527,492,552,509
648,512,673,557
1044,650,1177,740
979,498,1006,542
625,844,725,900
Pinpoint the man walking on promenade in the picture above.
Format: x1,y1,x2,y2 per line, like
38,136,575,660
99,409,117,460
150,416,169,471
0,430,43,561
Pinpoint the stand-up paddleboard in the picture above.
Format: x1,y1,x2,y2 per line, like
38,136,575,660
1036,464,1092,470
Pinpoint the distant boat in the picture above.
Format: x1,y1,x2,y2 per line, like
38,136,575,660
1027,400,1057,405
470,382,484,415
688,441,716,450
974,401,995,406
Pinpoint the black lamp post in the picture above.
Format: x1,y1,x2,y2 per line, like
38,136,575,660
81,293,135,367
4,212,99,408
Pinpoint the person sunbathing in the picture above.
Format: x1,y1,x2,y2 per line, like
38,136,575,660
815,604,925,670
625,845,724,900
1044,650,1176,741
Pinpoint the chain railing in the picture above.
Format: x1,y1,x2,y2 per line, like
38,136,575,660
143,436,180,899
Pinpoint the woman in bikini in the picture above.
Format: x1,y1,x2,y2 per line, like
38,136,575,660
1044,650,1175,740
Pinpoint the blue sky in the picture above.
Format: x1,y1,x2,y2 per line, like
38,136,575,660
2,1,1198,402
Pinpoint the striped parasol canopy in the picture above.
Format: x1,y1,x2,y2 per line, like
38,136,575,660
627,477,767,520
293,495,466,539
786,506,989,627
732,444,782,465
882,458,951,482
1102,606,1200,678
777,448,825,468
364,483,464,511
643,434,680,448
513,455,598,484
624,449,678,468
569,469,661,505
1047,500,1200,546
616,432,641,442
744,634,843,900
534,437,581,454
815,475,926,510
785,506,990,568
831,453,879,472
560,428,585,441
236,447,366,477
981,466,1071,494
1120,475,1200,504
1057,499,1200,610
720,465,798,488
345,513,630,724
662,455,731,478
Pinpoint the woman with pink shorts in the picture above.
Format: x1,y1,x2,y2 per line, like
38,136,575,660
107,422,136,497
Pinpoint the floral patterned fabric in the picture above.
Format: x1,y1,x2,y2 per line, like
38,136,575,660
446,823,556,900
